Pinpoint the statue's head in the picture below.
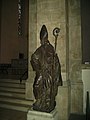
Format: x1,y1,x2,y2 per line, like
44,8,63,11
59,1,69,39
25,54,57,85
40,25,48,45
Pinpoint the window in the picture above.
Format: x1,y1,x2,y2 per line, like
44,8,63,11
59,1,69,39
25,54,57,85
18,0,22,35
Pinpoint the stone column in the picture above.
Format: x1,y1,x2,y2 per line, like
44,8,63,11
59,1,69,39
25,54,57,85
37,0,69,120
26,0,84,119
68,0,83,113
26,0,70,120
25,0,37,100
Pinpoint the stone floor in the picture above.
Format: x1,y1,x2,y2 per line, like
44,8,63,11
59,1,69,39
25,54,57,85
68,113,86,120
0,107,89,120
0,107,27,120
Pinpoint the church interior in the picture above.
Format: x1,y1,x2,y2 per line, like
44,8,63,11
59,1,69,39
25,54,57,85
0,0,90,120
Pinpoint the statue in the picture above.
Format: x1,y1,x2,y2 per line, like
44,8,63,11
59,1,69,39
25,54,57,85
30,25,62,113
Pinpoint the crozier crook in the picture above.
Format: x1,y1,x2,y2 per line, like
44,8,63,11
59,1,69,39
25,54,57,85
53,27,60,52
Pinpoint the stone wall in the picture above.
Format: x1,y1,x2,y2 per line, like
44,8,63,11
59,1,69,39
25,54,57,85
68,0,83,113
37,0,66,75
26,0,83,120
26,0,67,99
26,0,37,99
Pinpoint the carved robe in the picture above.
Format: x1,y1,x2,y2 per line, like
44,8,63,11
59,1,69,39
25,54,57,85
31,41,62,112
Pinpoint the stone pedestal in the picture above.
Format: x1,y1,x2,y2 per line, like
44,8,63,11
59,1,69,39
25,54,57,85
56,84,69,120
27,108,59,120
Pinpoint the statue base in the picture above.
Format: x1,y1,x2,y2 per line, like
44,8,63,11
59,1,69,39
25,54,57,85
27,107,59,120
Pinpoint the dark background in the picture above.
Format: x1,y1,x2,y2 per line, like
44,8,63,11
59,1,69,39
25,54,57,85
81,0,90,64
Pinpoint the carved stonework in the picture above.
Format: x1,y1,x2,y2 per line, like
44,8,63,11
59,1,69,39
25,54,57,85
30,25,62,112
